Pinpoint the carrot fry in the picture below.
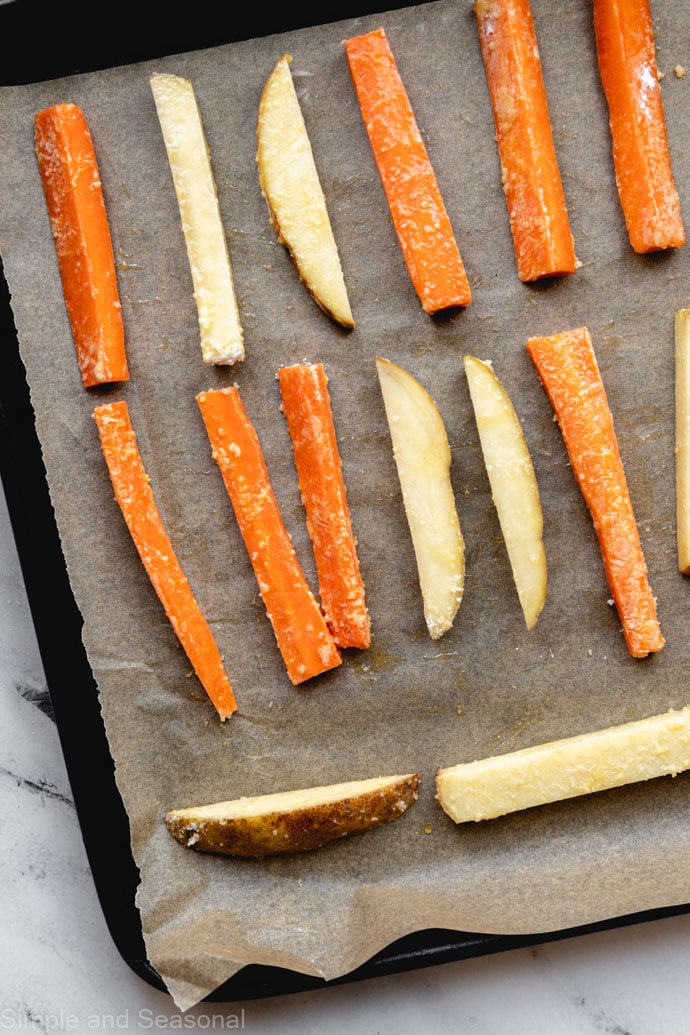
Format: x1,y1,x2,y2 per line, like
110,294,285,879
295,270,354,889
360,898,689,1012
93,400,237,721
277,363,371,650
474,0,577,282
196,385,342,685
526,326,664,658
344,27,472,314
593,0,685,254
35,103,129,388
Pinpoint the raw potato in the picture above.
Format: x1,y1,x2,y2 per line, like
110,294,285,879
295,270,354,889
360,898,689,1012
376,357,465,639
464,355,547,629
166,773,419,857
436,707,690,824
257,54,354,329
675,308,690,573
150,73,244,365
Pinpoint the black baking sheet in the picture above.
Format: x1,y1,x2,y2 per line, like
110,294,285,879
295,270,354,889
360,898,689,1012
2,0,690,1003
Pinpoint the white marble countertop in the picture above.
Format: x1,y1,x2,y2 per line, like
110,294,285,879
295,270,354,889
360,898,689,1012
3,478,690,1033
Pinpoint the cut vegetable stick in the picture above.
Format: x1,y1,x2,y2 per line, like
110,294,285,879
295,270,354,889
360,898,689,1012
376,357,465,640
166,772,419,857
463,355,547,629
150,73,245,365
593,0,685,253
34,103,129,389
92,401,237,721
277,363,371,650
526,326,663,658
344,27,472,314
474,0,577,282
436,706,690,824
257,54,354,329
675,308,690,573
196,385,342,685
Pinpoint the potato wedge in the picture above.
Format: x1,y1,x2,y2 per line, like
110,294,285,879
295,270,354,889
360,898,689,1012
464,355,547,629
675,308,690,573
436,707,690,824
376,357,465,639
150,73,244,366
166,772,419,857
257,54,354,329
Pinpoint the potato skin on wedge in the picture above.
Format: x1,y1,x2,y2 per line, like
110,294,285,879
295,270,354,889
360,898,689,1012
165,773,419,857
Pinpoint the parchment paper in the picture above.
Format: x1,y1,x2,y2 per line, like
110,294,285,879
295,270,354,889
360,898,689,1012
1,0,690,1011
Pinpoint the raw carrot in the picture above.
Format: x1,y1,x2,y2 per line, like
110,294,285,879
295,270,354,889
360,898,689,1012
526,326,664,658
474,0,577,282
277,363,371,650
196,385,342,685
344,27,472,314
593,0,685,254
93,400,237,721
35,103,129,389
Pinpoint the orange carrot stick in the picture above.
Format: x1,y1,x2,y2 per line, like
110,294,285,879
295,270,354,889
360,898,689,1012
93,400,237,721
526,326,664,658
196,385,342,685
344,27,472,314
35,103,129,388
593,0,685,254
474,0,577,282
277,363,371,650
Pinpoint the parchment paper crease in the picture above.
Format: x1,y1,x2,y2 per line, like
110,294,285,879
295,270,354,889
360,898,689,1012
1,0,690,1011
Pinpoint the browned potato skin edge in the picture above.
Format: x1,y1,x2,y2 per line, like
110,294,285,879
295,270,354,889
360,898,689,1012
165,773,420,857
